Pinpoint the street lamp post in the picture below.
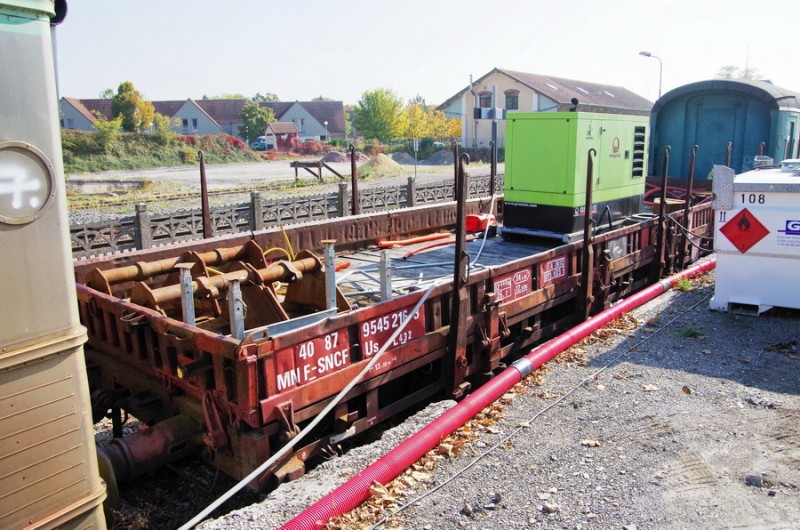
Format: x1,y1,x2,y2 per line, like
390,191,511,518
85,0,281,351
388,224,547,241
323,120,328,142
639,50,663,99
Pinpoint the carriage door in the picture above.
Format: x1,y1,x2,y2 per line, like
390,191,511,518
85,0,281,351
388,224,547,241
685,94,746,177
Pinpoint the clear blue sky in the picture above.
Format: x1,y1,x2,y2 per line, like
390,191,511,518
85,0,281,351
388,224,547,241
56,0,798,105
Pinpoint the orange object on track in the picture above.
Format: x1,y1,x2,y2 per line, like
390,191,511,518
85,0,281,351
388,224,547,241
466,213,496,233
402,237,477,260
377,232,451,248
334,260,351,271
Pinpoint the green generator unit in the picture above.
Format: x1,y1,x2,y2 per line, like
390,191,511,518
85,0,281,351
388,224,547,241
503,112,648,241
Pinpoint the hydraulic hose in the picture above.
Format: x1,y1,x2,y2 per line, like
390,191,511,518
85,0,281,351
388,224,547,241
280,258,716,529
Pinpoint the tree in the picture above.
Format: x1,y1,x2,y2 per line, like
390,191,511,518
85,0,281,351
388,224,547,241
311,95,334,102
353,89,403,142
398,100,431,140
111,81,155,132
209,93,249,100
99,88,114,99
715,65,764,80
238,102,275,141
252,92,280,102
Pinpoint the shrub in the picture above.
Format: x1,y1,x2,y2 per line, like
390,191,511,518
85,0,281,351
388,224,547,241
180,148,197,164
295,141,333,156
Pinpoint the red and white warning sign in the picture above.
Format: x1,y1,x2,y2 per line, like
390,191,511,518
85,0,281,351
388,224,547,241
719,208,770,254
493,267,532,303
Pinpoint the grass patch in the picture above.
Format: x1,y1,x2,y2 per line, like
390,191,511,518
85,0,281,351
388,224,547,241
674,278,693,292
676,326,705,338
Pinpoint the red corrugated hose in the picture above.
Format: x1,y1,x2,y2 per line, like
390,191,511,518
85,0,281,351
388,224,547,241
280,258,716,529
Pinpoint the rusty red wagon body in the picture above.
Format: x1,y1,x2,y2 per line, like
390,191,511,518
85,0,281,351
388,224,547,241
74,197,713,489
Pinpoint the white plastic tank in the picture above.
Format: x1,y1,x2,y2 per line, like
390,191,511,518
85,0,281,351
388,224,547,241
710,160,800,313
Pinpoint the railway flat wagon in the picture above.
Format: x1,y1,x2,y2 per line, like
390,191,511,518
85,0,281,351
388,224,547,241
73,170,714,491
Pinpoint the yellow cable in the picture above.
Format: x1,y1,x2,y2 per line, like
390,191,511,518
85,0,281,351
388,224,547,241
279,225,296,260
263,247,292,260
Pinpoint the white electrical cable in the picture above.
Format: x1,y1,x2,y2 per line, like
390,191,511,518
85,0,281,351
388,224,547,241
178,282,438,530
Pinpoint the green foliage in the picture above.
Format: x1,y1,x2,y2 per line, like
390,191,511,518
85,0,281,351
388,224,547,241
92,113,123,152
216,93,249,99
99,88,114,99
111,81,155,132
252,92,280,102
180,148,197,164
715,65,763,80
675,278,693,292
152,113,178,145
353,89,403,142
61,132,260,174
238,102,276,142
677,326,705,338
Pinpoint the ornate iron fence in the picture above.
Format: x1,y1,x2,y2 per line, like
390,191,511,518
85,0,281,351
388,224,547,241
71,173,503,258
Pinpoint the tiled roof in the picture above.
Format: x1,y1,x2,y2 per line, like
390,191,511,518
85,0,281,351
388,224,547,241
63,97,96,123
267,122,298,134
195,99,248,124
152,100,186,117
438,67,653,113
80,99,114,120
262,101,294,119
61,97,347,135
497,68,653,112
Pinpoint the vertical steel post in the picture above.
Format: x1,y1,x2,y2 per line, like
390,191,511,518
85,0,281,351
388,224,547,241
724,141,732,167
579,149,596,321
449,147,471,399
655,146,671,280
758,142,765,156
228,280,245,340
350,144,361,215
677,145,699,269
379,249,393,302
199,150,212,238
175,263,196,326
322,240,338,310
489,140,497,196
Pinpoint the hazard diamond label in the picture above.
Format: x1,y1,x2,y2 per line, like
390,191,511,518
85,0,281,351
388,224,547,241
719,208,769,253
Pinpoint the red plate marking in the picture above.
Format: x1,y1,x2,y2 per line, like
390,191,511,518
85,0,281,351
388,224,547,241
494,267,532,302
719,208,769,253
538,256,567,288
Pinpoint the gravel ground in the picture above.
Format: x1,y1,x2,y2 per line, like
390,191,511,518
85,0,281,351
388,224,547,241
198,266,800,529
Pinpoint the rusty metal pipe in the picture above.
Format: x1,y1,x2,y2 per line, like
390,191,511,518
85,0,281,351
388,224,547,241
677,145,699,269
87,245,246,289
140,256,320,306
579,148,596,321
97,414,202,484
200,150,213,239
655,146,671,280
724,141,732,167
350,144,361,215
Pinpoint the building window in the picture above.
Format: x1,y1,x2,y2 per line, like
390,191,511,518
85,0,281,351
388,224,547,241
478,92,492,108
192,118,198,130
505,90,519,110
182,118,189,133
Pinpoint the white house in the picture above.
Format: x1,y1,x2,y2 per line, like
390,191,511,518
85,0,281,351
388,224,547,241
438,67,653,148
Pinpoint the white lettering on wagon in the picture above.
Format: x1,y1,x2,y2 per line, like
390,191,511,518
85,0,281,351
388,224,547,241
275,330,351,392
